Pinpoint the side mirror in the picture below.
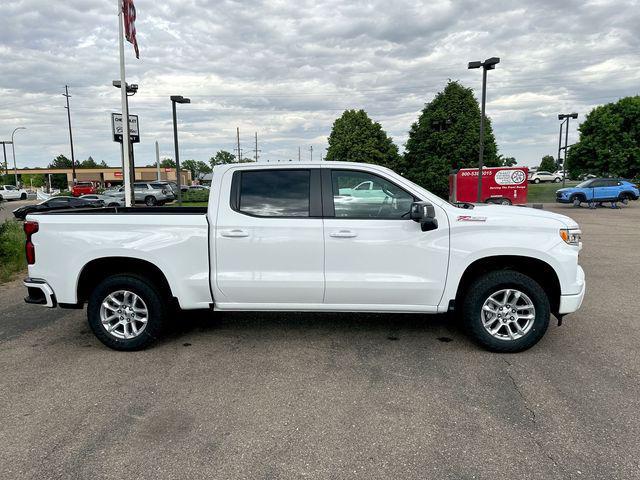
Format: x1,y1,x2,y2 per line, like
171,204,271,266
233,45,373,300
410,201,438,232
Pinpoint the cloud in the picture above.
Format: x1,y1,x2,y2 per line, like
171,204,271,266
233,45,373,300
0,0,639,168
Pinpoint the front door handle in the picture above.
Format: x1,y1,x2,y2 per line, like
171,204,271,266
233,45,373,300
221,229,249,238
329,230,357,238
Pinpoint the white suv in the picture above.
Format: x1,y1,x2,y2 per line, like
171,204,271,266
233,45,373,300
529,171,562,184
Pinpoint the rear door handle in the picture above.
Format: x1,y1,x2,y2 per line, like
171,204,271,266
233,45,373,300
221,229,249,238
329,230,357,238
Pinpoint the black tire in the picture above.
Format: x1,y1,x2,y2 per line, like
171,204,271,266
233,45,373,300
554,177,561,183
87,274,167,351
108,202,119,207
0,194,3,201
571,196,581,207
20,193,27,200
618,193,631,205
499,198,512,205
533,178,540,184
462,270,550,353
145,196,157,206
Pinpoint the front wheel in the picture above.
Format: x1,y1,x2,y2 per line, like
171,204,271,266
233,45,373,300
462,270,550,352
87,275,167,350
20,193,27,200
145,196,157,206
554,177,561,183
533,178,540,184
571,196,581,207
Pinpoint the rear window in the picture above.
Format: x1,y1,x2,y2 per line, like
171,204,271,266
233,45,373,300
238,170,310,217
76,182,92,187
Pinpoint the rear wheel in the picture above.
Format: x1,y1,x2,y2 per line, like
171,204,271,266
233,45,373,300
145,196,157,206
462,270,550,352
499,198,512,205
619,193,631,205
87,275,167,350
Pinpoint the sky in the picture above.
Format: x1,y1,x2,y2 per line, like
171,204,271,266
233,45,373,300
1,0,639,169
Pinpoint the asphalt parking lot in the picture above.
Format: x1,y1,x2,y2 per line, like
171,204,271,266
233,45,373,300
1,203,639,479
0,199,36,222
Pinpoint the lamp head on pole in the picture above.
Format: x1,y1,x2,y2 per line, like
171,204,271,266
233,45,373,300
170,96,191,104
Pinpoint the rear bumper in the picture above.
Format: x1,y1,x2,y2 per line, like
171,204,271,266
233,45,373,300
558,266,585,314
24,278,56,308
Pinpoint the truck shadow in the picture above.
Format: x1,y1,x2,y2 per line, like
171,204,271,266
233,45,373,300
161,310,467,347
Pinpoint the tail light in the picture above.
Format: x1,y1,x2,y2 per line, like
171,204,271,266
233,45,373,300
24,221,39,265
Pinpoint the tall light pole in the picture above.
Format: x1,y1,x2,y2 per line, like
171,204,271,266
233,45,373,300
558,113,578,187
468,57,500,202
11,127,26,187
63,85,76,184
171,95,190,205
113,80,138,202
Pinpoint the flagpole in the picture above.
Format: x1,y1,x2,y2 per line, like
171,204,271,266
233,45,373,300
117,0,133,207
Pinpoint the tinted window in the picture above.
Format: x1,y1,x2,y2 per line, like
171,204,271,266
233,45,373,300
331,170,414,219
239,170,310,217
590,180,607,188
150,183,165,189
6,185,17,190
134,184,147,190
47,198,70,207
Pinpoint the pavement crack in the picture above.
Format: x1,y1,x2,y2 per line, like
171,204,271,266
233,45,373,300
502,359,560,470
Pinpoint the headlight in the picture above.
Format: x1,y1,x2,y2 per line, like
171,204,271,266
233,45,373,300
560,228,581,246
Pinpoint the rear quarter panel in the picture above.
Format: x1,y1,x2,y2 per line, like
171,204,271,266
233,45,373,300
26,213,212,309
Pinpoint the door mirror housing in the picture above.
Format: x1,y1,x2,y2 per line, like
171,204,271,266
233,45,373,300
410,201,438,232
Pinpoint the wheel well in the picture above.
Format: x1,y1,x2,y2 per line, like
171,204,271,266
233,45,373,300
455,255,561,314
77,257,173,304
570,193,586,201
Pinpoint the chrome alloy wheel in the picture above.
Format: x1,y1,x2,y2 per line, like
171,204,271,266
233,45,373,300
481,289,535,341
99,290,149,340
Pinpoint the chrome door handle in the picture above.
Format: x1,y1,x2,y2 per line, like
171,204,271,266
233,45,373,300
221,229,249,238
329,230,357,238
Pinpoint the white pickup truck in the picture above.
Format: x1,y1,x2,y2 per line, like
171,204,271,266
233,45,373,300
23,162,585,352
0,184,28,201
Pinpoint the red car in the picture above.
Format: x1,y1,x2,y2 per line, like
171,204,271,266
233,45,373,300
72,182,97,197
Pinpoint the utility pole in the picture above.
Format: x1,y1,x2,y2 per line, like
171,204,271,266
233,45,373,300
236,127,241,162
310,145,313,161
254,131,261,162
155,140,161,180
1,142,9,176
63,85,76,184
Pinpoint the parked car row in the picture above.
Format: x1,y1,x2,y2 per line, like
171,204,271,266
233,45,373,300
12,196,104,220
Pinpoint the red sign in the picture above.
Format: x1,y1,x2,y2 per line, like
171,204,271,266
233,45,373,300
114,172,123,177
123,0,139,59
449,167,529,205
164,168,172,172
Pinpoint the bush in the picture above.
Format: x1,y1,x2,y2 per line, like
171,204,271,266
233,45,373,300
0,220,26,283
54,191,73,197
182,189,209,203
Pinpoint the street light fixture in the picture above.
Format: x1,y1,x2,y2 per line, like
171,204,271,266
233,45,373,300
11,127,26,187
468,56,500,202
558,112,578,187
170,95,191,205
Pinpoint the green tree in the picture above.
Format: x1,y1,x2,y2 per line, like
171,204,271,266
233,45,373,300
539,155,556,172
159,158,176,168
402,81,500,198
79,156,98,168
21,174,46,188
99,160,109,167
48,154,73,169
210,150,236,167
182,159,212,179
500,155,517,167
325,109,401,168
567,96,640,179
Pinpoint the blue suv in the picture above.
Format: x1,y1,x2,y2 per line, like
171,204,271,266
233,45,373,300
556,178,639,207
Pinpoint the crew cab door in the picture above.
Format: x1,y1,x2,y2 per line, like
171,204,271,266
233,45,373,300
214,168,325,305
322,168,449,309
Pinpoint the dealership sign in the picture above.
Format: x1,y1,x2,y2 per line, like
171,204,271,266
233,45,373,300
111,113,140,143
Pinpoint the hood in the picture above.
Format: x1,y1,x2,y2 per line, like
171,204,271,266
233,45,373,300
555,187,573,193
461,204,579,229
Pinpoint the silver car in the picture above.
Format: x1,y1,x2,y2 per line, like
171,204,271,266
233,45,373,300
105,184,170,206
80,194,124,207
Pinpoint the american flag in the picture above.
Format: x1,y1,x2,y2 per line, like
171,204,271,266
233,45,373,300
123,0,139,59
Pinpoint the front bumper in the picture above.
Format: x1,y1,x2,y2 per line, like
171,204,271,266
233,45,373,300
558,266,585,314
24,278,56,308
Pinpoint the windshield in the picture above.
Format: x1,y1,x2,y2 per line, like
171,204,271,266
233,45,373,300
575,179,594,188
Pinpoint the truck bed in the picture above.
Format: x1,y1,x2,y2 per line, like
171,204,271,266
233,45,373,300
26,207,212,309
